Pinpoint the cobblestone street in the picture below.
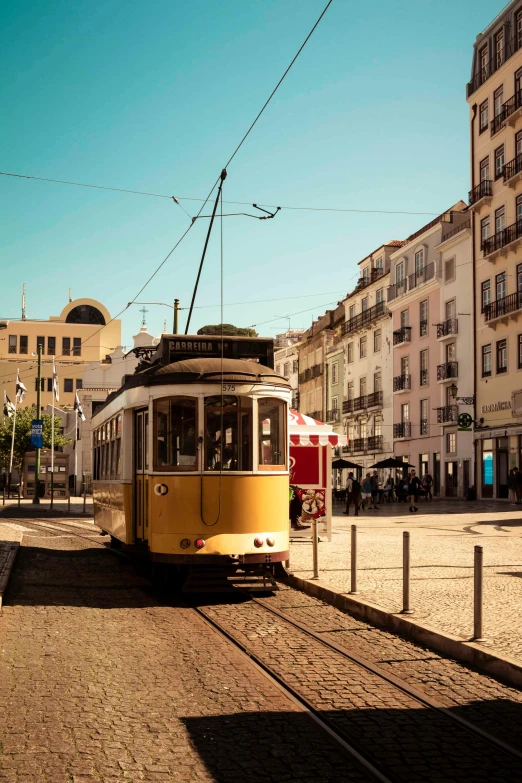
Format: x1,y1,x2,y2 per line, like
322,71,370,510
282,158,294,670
289,499,522,661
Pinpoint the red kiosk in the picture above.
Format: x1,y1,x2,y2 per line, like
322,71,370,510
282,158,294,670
288,410,347,541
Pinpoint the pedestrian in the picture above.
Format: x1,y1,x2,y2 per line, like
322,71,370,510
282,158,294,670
371,470,380,510
387,473,395,501
343,472,361,516
516,467,522,505
422,471,433,501
508,468,518,505
361,473,375,510
408,470,421,512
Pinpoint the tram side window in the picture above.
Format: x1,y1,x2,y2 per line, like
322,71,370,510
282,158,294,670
258,398,286,469
115,414,122,479
204,396,252,471
155,397,197,470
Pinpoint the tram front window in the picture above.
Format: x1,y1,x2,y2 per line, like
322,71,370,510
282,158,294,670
258,398,286,468
205,395,252,471
155,397,197,470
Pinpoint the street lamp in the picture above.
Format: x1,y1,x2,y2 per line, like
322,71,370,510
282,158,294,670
448,383,475,405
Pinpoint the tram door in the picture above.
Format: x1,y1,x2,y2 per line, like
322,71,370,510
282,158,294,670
134,409,149,542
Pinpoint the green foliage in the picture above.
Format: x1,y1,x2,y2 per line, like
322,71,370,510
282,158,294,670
197,323,258,337
0,407,70,473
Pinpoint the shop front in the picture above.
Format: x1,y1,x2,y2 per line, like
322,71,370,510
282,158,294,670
475,429,522,500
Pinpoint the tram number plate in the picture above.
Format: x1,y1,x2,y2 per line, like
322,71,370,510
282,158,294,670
222,384,236,392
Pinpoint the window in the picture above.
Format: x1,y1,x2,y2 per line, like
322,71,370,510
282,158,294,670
481,280,491,311
35,378,45,392
374,418,382,437
154,397,198,470
480,157,490,182
347,342,353,363
444,258,456,282
518,336,522,369
496,271,507,301
401,402,410,423
374,256,383,273
276,364,281,375
420,349,428,386
518,264,522,293
479,100,489,133
292,359,298,373
447,432,457,454
400,355,409,375
360,335,367,358
420,300,428,336
495,29,504,68
283,362,290,378
376,288,384,304
8,335,16,354
480,45,488,81
374,371,382,392
495,206,505,234
494,86,504,118
420,399,428,435
73,337,81,357
349,304,356,319
400,309,408,327
445,299,456,320
47,378,53,392
258,398,286,469
396,262,405,283
332,396,338,411
332,361,338,385
362,267,369,283
517,194,522,224
47,336,56,355
62,337,71,356
373,329,381,352
361,296,369,312
64,379,73,393
446,342,456,363
76,379,83,390
518,11,522,47
347,381,354,400
37,336,45,352
481,216,490,247
358,377,366,397
497,339,508,374
19,336,28,354
415,249,424,274
494,145,505,180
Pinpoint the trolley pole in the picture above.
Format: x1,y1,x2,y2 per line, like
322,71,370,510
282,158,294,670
32,343,42,504
401,531,414,614
173,299,180,334
311,518,319,579
473,545,484,641
350,524,359,594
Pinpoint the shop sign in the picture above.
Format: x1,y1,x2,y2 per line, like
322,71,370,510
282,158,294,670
482,401,511,413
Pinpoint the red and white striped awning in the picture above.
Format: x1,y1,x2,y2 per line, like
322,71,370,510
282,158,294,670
289,409,347,447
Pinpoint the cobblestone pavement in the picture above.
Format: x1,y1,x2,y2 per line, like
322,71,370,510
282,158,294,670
0,515,373,783
289,499,522,660
201,597,522,782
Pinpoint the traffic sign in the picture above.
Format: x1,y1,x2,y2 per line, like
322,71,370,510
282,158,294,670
458,413,473,429
30,419,43,449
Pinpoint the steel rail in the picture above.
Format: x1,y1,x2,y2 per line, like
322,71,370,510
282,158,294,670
251,596,522,763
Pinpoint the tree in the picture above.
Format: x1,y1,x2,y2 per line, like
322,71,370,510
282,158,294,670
197,324,258,337
0,407,70,475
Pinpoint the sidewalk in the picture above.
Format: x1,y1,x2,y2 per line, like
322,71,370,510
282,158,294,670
289,498,522,666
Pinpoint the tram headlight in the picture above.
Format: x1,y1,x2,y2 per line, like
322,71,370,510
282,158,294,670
266,537,275,547
254,537,264,548
180,538,191,549
194,539,206,549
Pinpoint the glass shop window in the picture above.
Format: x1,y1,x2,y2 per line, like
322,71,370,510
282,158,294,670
258,397,286,469
155,397,197,470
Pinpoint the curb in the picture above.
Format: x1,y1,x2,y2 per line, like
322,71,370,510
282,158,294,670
285,573,522,689
0,542,19,612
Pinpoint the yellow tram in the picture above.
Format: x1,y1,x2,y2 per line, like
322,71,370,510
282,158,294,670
91,335,291,585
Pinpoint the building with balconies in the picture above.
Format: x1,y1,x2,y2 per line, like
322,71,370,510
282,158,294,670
388,203,473,496
468,1,522,499
340,242,403,473
275,342,300,410
297,305,343,423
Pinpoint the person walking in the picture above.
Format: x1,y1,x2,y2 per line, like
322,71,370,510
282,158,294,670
387,473,395,502
515,467,522,505
371,470,380,510
508,468,517,504
361,473,375,510
422,472,433,501
343,472,361,516
408,470,421,512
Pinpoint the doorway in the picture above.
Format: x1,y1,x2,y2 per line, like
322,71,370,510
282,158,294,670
445,461,458,497
433,453,441,496
497,448,509,499
463,459,471,497
134,409,149,541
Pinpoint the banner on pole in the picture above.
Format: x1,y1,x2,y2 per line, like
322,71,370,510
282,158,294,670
30,419,43,448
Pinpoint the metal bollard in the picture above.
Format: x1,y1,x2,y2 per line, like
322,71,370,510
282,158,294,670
401,531,414,614
67,494,71,514
350,524,359,594
473,545,484,641
311,518,319,579
2,484,5,506
83,486,87,514
18,484,20,508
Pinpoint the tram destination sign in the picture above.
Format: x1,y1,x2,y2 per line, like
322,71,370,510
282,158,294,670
162,335,274,368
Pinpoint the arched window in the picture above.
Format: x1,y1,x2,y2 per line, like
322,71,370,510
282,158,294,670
66,305,106,325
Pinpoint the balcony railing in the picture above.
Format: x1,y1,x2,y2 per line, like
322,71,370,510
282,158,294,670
437,361,458,381
420,369,428,386
353,395,367,412
341,301,388,336
309,410,323,421
393,326,412,345
484,291,522,323
482,218,522,257
326,408,340,423
503,152,522,183
354,268,384,291
420,419,429,435
436,318,458,338
408,262,435,291
393,374,411,392
493,89,522,136
298,363,324,384
291,393,299,410
367,390,383,408
367,435,383,451
393,422,411,439
387,279,408,302
436,405,458,423
352,438,367,453
343,399,354,414
469,180,492,206
467,34,522,97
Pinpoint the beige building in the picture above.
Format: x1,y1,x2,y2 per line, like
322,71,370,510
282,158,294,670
298,306,344,421
467,2,522,498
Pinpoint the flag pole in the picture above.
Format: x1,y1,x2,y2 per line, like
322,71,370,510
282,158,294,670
8,376,18,496
74,407,78,497
51,360,55,510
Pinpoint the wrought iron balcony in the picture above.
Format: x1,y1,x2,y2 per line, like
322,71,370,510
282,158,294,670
484,291,522,323
436,405,458,423
468,180,492,206
420,369,428,386
326,408,340,423
408,262,435,291
298,363,323,384
482,218,522,257
503,152,522,185
354,268,384,291
393,422,411,439
341,301,388,336
494,89,522,137
393,374,411,392
393,326,412,346
420,419,429,435
353,395,367,412
352,438,367,453
367,391,383,408
386,279,408,302
437,361,458,381
309,410,323,421
343,399,354,414
436,319,458,339
367,435,383,451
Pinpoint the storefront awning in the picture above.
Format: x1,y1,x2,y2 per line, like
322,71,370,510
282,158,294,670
289,409,347,447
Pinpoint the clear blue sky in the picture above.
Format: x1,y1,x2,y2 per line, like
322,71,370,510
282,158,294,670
0,0,499,345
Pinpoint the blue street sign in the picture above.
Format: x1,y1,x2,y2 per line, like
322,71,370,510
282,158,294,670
30,419,43,449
